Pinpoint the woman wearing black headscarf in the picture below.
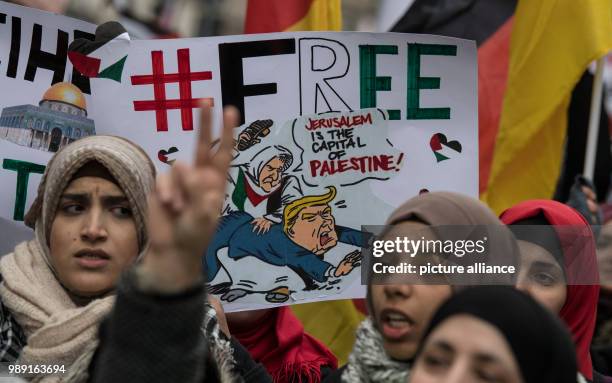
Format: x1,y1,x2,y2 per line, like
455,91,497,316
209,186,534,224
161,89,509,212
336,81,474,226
410,286,579,383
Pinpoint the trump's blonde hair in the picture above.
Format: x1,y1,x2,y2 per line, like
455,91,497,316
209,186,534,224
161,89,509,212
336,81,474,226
283,186,336,234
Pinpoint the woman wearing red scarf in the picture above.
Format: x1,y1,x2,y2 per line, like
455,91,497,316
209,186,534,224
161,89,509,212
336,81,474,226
228,307,338,383
500,200,600,382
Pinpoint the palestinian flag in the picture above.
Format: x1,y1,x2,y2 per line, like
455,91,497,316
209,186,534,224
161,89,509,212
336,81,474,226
430,133,463,163
392,0,612,213
68,21,130,83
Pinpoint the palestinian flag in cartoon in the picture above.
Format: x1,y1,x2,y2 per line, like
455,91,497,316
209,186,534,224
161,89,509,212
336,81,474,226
68,21,130,82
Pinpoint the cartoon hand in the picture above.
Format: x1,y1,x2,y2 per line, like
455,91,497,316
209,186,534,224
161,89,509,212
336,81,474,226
251,217,273,235
334,250,362,277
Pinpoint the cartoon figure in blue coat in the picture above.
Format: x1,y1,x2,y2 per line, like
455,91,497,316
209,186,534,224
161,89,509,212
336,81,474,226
206,186,366,303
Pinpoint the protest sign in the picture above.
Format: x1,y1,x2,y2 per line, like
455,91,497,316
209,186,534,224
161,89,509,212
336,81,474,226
0,1,477,310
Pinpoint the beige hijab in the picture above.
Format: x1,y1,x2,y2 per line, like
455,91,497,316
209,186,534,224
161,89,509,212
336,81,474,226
345,191,520,383
383,191,519,284
366,191,521,315
0,135,155,382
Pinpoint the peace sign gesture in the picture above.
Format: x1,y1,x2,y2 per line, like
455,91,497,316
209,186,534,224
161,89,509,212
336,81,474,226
142,104,239,292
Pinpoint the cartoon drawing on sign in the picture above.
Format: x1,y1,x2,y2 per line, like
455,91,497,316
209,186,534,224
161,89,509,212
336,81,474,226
223,120,303,233
203,109,406,305
0,82,95,152
207,186,367,303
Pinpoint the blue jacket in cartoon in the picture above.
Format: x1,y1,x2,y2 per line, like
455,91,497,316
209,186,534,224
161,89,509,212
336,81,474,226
205,211,366,287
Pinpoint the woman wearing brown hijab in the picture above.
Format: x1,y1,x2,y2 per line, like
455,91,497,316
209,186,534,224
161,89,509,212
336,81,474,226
324,191,519,383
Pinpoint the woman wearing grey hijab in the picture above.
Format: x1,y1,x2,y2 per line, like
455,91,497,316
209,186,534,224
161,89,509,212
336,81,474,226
324,191,520,383
0,135,155,381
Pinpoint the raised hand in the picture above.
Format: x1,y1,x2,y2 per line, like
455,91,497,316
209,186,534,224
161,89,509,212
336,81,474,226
141,104,239,292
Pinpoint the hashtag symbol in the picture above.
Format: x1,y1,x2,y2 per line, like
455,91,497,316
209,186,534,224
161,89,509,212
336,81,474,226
131,48,213,132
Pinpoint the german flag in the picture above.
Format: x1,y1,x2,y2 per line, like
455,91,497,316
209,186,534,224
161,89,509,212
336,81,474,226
245,0,341,33
393,0,612,213
483,1,612,214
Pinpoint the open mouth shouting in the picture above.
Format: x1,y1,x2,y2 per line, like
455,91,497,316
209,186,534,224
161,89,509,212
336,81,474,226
320,229,333,246
74,249,111,269
379,308,415,340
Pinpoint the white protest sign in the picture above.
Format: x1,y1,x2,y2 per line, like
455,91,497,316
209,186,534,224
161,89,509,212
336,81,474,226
0,2,477,311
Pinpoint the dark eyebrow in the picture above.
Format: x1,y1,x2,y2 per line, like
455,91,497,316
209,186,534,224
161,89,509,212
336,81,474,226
474,352,502,365
60,193,89,204
430,340,454,354
60,194,128,207
102,196,129,206
531,261,563,271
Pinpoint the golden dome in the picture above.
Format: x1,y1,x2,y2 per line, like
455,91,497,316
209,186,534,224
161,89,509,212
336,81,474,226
41,82,87,111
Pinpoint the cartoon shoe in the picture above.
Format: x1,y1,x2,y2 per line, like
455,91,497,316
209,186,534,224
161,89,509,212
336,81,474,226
221,288,250,302
264,286,290,303
236,119,273,151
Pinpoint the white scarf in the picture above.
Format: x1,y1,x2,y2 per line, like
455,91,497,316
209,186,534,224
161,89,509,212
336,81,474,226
342,318,411,383
0,240,114,382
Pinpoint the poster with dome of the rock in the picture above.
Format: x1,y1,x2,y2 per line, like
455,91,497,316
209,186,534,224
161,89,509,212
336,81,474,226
0,2,477,310
0,82,95,152
0,3,96,231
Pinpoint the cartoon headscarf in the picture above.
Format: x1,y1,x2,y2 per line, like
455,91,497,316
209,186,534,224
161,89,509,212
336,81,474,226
500,200,599,380
244,145,293,189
